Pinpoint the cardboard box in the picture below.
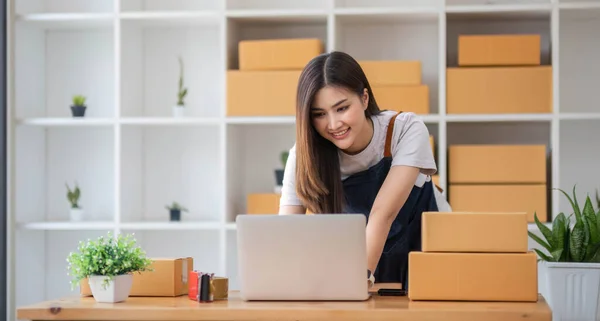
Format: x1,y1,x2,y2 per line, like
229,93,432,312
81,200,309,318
247,193,280,214
371,85,429,114
360,60,421,86
408,251,538,302
449,184,547,222
422,212,528,252
458,34,541,66
448,145,547,184
239,38,323,71
446,66,552,114
429,135,434,156
188,271,229,301
227,70,300,116
80,257,193,297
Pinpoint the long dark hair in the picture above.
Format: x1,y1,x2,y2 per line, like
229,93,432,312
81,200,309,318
295,51,382,214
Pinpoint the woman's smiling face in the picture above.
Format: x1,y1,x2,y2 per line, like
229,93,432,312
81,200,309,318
310,85,372,155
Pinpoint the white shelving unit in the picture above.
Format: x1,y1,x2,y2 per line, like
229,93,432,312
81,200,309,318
6,0,600,319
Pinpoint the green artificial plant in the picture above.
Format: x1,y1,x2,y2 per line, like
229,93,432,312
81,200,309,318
72,95,86,107
165,201,188,212
66,182,81,209
66,232,153,290
529,185,600,263
177,57,187,106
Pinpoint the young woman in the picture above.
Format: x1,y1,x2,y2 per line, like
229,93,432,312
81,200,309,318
278,51,445,289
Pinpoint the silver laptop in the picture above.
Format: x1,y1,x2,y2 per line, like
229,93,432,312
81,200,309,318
236,214,370,301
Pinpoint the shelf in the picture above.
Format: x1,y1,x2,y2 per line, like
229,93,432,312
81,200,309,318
120,0,221,12
119,11,221,27
445,114,554,122
16,118,116,126
333,7,440,22
227,0,327,11
119,117,222,126
226,116,296,125
119,222,223,230
334,0,440,9
226,9,329,22
15,13,114,29
16,221,116,230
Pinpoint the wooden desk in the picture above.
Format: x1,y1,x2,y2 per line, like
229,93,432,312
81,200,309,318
17,291,552,321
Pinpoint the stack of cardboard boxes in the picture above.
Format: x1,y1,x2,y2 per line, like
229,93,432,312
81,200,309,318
227,38,323,117
447,34,552,114
409,211,538,302
448,144,548,223
360,60,429,114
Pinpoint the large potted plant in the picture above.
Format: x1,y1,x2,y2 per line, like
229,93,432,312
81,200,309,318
66,232,153,303
529,185,600,321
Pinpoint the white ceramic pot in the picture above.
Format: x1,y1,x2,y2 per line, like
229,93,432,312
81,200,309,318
88,274,133,303
542,261,600,321
70,208,83,221
173,105,185,118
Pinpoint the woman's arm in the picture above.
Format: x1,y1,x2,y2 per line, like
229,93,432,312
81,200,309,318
365,165,420,273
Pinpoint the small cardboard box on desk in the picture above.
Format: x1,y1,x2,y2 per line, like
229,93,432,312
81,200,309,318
79,257,193,297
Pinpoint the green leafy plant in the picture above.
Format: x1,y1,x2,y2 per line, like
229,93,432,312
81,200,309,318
177,57,187,106
280,151,289,169
66,182,81,209
66,232,153,290
72,95,86,107
529,185,600,263
165,201,188,212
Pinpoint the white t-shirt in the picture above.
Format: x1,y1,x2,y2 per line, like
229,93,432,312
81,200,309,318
279,110,438,208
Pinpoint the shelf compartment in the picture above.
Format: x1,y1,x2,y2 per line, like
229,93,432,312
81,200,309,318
226,124,295,222
120,18,222,118
226,15,328,70
447,122,552,222
118,230,222,277
15,19,115,119
558,119,600,216
120,126,222,223
15,126,115,224
120,0,221,12
559,8,600,113
16,0,113,14
334,13,439,114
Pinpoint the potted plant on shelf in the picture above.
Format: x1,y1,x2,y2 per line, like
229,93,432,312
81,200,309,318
173,56,187,118
529,185,600,321
66,232,153,303
71,95,87,117
165,201,188,221
274,151,289,187
66,182,83,221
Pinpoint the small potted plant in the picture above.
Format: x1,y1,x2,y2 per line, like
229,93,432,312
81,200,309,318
173,56,187,118
529,185,600,321
71,95,87,117
66,182,83,221
274,151,289,186
165,201,188,221
66,232,153,303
